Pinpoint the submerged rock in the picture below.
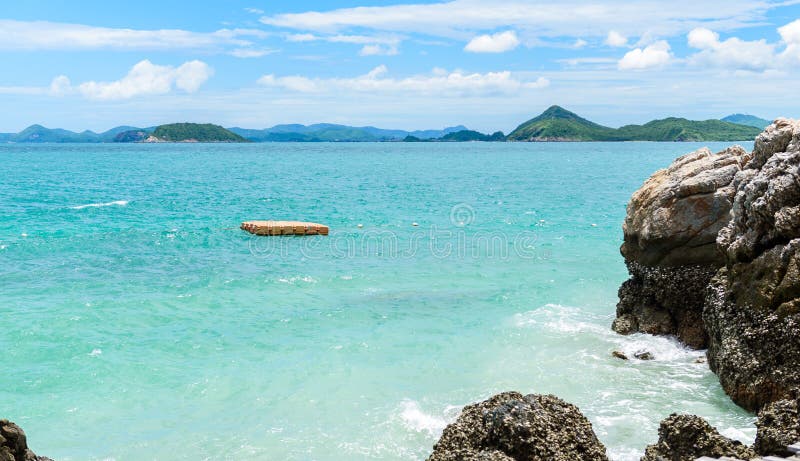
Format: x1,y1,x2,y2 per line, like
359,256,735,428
641,414,757,461
427,391,608,461
705,118,800,411
754,397,799,456
0,420,52,461
612,350,629,360
633,350,654,360
613,146,750,348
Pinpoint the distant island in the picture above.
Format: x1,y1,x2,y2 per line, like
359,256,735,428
506,106,764,142
114,123,247,143
720,113,771,129
0,106,773,143
149,123,247,143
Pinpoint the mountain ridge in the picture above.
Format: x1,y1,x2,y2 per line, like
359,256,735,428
507,106,763,142
0,108,773,143
720,113,771,129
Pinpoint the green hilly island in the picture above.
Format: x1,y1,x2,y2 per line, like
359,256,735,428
507,106,762,142
151,123,247,142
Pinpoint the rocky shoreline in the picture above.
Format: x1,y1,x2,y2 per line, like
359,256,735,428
427,119,800,460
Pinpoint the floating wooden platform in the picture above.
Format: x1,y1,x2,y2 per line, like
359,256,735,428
241,220,329,236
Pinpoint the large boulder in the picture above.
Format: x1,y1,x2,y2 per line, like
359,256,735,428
0,420,52,461
704,118,800,411
613,146,751,348
427,392,608,461
641,414,757,461
753,397,799,456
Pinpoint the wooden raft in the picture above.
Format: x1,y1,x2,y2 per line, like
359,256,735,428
241,220,329,236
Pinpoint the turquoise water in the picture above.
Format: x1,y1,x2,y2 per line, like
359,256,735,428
1,142,755,460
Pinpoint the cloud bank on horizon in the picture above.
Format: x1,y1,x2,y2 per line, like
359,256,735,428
0,0,799,131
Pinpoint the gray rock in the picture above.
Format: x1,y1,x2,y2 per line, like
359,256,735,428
614,146,750,348
705,118,800,411
621,146,750,267
641,414,757,461
0,420,52,461
754,398,799,456
612,350,629,360
427,392,608,461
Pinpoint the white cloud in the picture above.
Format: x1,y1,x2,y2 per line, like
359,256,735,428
359,44,399,56
285,32,401,55
245,7,264,15
618,41,672,70
287,33,318,42
49,75,72,96
0,19,266,51
559,57,617,67
464,31,520,53
52,60,213,100
778,19,800,63
230,48,278,58
605,30,628,47
572,39,588,49
687,27,775,70
257,65,549,95
780,19,800,43
260,0,783,40
687,28,718,48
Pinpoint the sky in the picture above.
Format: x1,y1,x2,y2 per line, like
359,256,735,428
1,0,799,132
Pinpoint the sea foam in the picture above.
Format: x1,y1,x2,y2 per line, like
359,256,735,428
398,400,449,435
71,200,129,210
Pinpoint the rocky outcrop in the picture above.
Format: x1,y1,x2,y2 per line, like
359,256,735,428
0,420,52,461
613,146,751,348
613,118,800,413
427,392,608,461
754,397,799,456
641,414,757,461
704,118,800,411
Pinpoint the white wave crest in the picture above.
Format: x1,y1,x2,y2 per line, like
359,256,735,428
71,200,129,210
513,303,610,335
399,400,448,435
277,276,317,284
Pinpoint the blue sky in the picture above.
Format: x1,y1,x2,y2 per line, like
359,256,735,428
1,0,799,132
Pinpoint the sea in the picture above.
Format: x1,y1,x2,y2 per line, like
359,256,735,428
0,141,756,460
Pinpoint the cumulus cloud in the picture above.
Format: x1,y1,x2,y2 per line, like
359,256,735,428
605,30,628,47
618,41,672,70
464,31,520,53
686,27,775,70
0,19,265,51
257,65,549,95
778,19,800,63
52,60,213,100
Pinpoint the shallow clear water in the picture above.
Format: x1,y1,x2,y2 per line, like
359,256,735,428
0,141,755,460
